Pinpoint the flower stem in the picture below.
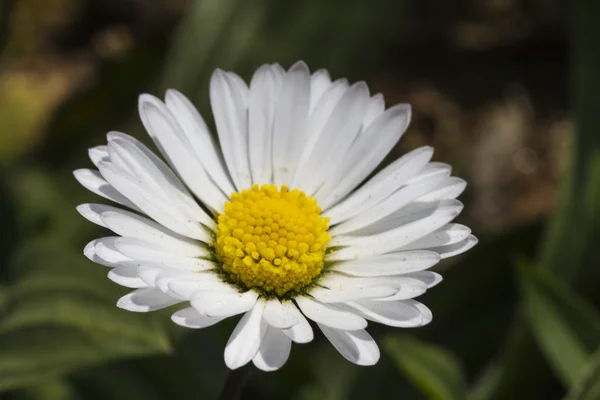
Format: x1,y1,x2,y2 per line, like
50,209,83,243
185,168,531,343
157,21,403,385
217,365,252,400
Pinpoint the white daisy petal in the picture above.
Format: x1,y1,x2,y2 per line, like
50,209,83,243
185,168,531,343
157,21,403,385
210,69,251,191
191,290,258,318
362,93,385,128
408,162,452,183
165,89,235,196
138,95,229,213
168,273,236,299
318,324,380,366
107,266,147,288
430,234,478,259
136,265,171,288
113,237,214,271
397,224,471,252
282,311,314,343
316,103,411,209
224,300,268,370
329,251,440,277
402,271,443,288
295,81,370,195
117,288,181,312
309,69,332,112
73,169,138,210
329,171,445,236
310,274,397,303
106,133,213,221
327,200,463,260
248,65,283,185
97,161,211,242
325,146,433,224
342,299,432,327
272,61,311,186
263,299,301,329
100,209,210,257
296,296,367,330
76,203,120,227
292,79,349,187
85,237,131,266
88,145,109,167
252,325,292,371
373,277,428,301
171,307,225,329
418,177,467,202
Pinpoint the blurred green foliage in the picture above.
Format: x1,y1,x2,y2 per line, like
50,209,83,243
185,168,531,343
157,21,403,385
0,0,596,399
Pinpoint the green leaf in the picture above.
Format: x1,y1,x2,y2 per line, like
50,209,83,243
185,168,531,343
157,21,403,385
519,264,600,385
384,335,466,400
0,239,171,392
566,349,600,400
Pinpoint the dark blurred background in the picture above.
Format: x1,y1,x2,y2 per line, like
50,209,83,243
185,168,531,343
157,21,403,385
2,0,599,399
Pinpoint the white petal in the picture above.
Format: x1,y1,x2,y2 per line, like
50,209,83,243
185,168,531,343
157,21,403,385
88,145,109,167
191,290,258,318
408,162,452,184
362,93,385,128
397,224,471,252
262,299,301,329
418,177,466,201
309,274,397,303
309,69,332,112
325,146,433,225
107,266,147,288
73,169,137,209
97,161,210,242
292,79,349,187
168,273,236,299
252,325,292,371
117,288,180,312
373,277,428,301
137,95,228,213
272,61,311,186
165,89,235,196
431,234,478,259
100,209,210,257
282,311,314,343
85,237,131,266
248,65,283,184
106,133,213,221
318,325,380,366
171,307,225,329
294,81,370,194
330,251,440,277
154,270,193,296
114,237,215,271
342,299,432,327
295,296,367,330
224,301,267,369
76,203,121,227
137,268,195,300
329,172,445,236
210,69,251,191
327,200,463,260
317,104,411,209
403,271,443,288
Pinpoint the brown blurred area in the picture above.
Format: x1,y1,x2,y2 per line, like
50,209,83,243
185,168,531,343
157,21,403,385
0,0,568,234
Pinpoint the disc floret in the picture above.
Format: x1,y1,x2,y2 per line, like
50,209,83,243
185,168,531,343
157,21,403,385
215,184,331,297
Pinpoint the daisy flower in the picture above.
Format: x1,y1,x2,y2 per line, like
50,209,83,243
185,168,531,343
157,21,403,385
74,61,477,371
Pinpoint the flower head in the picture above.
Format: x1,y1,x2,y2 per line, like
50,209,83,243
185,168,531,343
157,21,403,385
75,61,477,371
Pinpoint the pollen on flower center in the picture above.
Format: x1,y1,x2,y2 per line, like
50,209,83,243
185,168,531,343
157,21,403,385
215,184,331,298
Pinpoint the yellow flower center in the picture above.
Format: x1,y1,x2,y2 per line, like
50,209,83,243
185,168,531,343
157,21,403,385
215,184,331,298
